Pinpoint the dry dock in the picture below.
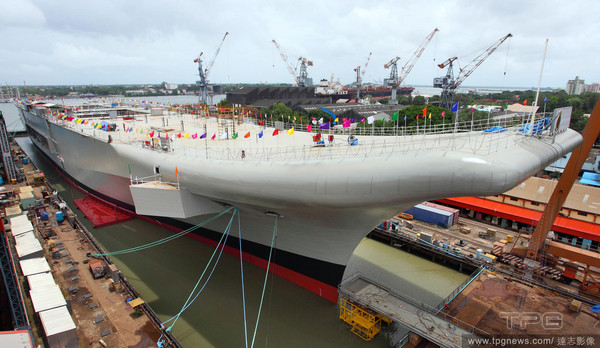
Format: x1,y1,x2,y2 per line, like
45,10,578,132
1,138,176,347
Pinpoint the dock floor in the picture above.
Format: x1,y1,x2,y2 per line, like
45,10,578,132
340,276,478,348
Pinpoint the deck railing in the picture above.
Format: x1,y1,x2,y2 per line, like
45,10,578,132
50,111,558,161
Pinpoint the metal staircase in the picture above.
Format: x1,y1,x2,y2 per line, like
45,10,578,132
0,111,18,182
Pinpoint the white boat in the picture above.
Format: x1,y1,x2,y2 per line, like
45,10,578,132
18,100,581,302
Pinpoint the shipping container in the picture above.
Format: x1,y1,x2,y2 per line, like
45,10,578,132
424,201,460,225
404,204,453,228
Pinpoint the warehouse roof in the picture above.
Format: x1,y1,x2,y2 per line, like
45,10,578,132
19,257,51,276
30,285,66,313
38,306,76,336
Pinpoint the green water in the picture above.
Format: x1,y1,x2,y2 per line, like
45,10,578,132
17,137,468,347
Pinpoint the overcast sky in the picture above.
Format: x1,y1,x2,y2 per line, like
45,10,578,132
1,0,598,89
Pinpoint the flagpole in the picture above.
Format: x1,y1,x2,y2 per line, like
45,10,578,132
529,38,549,136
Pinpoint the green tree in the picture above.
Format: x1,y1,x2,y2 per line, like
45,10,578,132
412,95,425,105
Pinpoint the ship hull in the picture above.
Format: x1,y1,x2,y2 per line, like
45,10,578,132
21,119,345,301
18,105,582,302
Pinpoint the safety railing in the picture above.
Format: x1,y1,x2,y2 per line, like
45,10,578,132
46,110,558,162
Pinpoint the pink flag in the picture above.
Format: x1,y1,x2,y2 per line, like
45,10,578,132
191,133,198,139
441,111,445,118
361,118,365,123
307,125,312,132
343,119,351,128
470,108,474,113
211,134,216,140
166,133,169,140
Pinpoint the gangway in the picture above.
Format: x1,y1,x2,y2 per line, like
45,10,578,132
339,274,488,348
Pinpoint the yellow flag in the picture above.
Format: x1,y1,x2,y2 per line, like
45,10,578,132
334,117,339,123
184,133,189,139
287,128,294,136
429,113,431,119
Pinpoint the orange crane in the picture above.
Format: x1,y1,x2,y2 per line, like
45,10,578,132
523,97,600,292
385,28,439,105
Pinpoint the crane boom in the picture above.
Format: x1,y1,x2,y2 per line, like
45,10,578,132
452,33,512,89
355,52,372,100
272,39,300,85
435,33,512,109
194,32,229,105
206,32,229,78
397,28,439,86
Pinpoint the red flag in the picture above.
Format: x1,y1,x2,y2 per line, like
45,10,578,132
422,106,427,118
175,167,178,177
244,132,251,138
177,132,181,138
272,129,279,136
523,99,528,106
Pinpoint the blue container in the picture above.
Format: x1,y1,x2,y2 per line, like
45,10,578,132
404,204,453,228
55,211,64,223
41,211,49,220
0,177,3,185
23,157,28,165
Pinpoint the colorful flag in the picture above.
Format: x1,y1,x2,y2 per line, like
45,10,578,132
319,123,330,130
334,117,339,123
392,111,399,121
367,116,375,124
244,131,251,138
166,133,169,140
149,130,155,137
258,130,264,138
544,97,547,103
422,106,427,118
441,111,445,118
211,134,216,140
429,113,431,119
343,119,351,128
232,132,238,139
307,125,312,132
184,133,189,139
318,118,323,124
523,99,528,106
404,115,407,121
220,132,228,140
273,129,279,136
177,132,182,138
470,108,474,113
191,133,198,139
287,128,294,135
451,102,459,112
175,167,178,178
200,133,207,139
361,118,365,123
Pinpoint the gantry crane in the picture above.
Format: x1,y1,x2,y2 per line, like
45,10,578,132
434,33,512,109
354,52,372,100
271,40,313,87
385,28,439,105
194,32,229,105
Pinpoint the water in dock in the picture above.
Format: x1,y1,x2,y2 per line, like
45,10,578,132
16,136,469,347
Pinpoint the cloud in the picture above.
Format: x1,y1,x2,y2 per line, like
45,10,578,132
0,0,598,88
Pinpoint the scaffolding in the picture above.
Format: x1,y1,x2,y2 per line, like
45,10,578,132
339,297,391,341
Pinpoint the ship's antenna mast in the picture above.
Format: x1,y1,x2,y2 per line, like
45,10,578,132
195,32,229,105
